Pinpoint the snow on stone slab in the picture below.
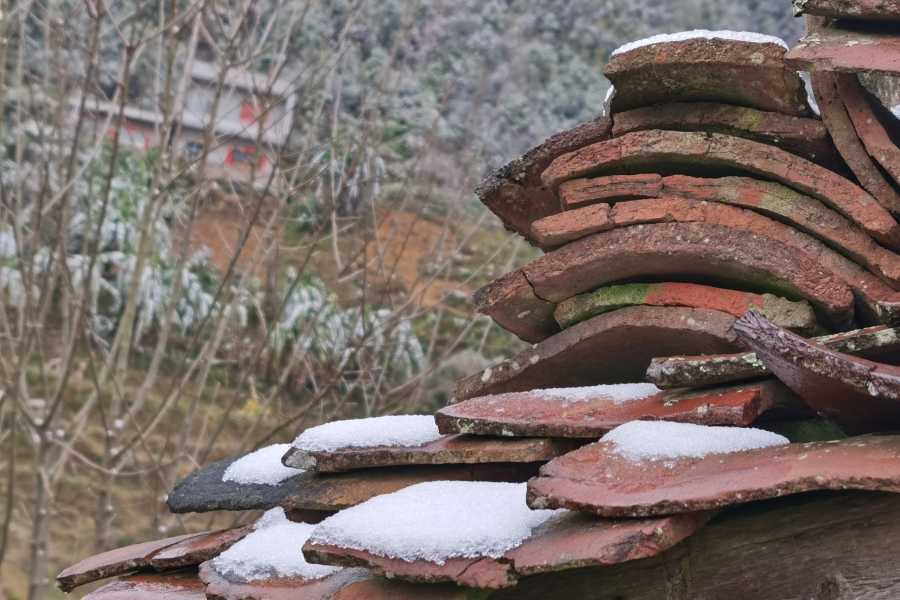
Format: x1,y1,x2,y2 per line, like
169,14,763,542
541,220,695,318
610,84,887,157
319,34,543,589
292,415,444,453
213,508,342,582
222,444,302,486
309,481,565,564
604,420,789,462
611,30,789,56
892,105,900,120
536,382,661,404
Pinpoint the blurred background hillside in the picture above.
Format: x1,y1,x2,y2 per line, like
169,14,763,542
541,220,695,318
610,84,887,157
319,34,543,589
0,1,804,598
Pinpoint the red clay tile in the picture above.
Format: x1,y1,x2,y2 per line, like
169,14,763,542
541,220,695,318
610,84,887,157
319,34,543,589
527,433,900,517
283,435,579,473
437,380,795,438
540,130,900,249
558,174,663,209
331,579,472,600
57,533,201,592
611,102,844,172
454,306,744,402
603,37,814,117
150,526,252,570
785,23,900,76
81,570,206,600
735,310,900,433
521,222,856,328
475,116,611,244
472,268,559,343
199,560,372,600
837,72,900,187
533,198,895,322
810,70,900,215
793,0,900,19
303,511,711,588
648,324,900,388
531,203,614,248
554,282,816,333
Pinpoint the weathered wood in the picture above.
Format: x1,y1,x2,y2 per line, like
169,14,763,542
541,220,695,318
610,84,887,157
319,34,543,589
528,434,900,517
487,492,900,600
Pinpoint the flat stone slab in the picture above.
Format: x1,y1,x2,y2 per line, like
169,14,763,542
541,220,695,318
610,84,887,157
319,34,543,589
785,23,900,76
611,102,844,172
437,380,794,438
735,310,900,433
149,526,252,570
552,174,900,290
472,268,559,343
474,116,611,244
837,72,900,188
533,197,893,323
811,70,900,215
554,282,817,334
522,222,856,328
648,324,900,388
167,456,539,513
559,174,663,210
454,306,744,402
200,560,372,600
794,0,900,19
527,433,900,517
541,130,900,250
303,511,710,588
81,570,207,600
57,533,201,592
603,37,814,117
283,435,580,472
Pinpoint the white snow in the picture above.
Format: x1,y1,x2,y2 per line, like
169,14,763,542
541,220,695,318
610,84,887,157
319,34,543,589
292,415,444,453
612,30,789,56
212,508,342,582
891,105,900,120
534,383,661,404
308,481,565,564
604,421,789,461
222,444,302,486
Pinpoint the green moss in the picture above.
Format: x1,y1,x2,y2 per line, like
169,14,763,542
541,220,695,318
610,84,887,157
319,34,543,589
760,419,847,443
555,283,652,328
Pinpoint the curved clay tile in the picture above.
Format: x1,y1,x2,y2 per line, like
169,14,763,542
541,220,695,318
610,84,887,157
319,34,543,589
648,324,900,388
522,222,856,327
437,380,794,438
549,175,900,290
541,130,900,249
166,456,538,514
793,0,900,20
527,431,900,517
554,282,817,334
836,72,900,187
735,309,900,433
453,305,744,401
149,525,253,570
603,37,815,117
282,435,578,473
80,571,206,600
199,561,373,600
785,22,900,76
532,198,898,322
611,102,844,173
302,511,710,589
810,71,900,214
474,116,611,245
472,268,559,344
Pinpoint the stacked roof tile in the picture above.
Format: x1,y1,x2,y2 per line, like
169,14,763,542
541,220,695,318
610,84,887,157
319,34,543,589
59,11,900,600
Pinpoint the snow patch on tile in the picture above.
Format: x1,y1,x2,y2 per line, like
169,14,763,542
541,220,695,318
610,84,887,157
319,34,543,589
612,30,788,56
292,415,444,453
539,383,661,404
605,420,788,461
222,444,303,486
213,508,342,582
309,481,565,564
891,105,900,120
